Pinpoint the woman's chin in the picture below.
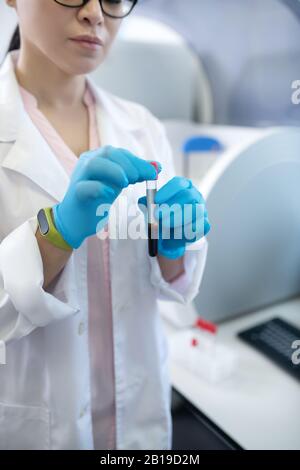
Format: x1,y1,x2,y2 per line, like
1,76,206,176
61,56,104,76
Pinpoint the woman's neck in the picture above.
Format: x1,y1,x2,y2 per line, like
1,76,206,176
15,45,86,110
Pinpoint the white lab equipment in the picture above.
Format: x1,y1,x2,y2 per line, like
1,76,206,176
162,122,262,182
169,318,238,384
194,127,300,322
170,329,238,384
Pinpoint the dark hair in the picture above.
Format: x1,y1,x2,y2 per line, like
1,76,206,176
7,26,20,53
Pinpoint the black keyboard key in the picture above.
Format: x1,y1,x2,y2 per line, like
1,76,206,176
238,318,300,381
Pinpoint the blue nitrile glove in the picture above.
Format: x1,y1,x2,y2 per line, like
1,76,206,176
53,145,161,249
138,176,211,259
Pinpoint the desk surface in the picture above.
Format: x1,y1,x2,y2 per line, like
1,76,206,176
162,297,300,450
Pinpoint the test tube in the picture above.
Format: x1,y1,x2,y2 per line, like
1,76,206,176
147,162,159,257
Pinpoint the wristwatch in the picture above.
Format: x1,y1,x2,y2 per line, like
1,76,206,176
37,207,72,251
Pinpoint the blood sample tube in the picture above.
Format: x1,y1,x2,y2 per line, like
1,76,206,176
147,162,159,257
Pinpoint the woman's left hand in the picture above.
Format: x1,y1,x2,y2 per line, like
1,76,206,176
138,176,211,259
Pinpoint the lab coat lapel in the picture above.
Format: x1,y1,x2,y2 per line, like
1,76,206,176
0,53,73,203
1,114,70,203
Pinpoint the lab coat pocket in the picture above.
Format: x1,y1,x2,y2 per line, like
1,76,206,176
0,402,50,450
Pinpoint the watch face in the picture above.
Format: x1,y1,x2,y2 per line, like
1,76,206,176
38,209,50,236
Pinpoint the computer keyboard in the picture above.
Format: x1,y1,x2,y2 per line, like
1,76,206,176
238,317,300,381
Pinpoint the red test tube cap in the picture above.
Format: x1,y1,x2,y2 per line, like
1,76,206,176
150,161,159,180
194,318,218,335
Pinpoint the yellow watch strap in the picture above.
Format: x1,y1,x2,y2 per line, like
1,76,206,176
42,207,72,252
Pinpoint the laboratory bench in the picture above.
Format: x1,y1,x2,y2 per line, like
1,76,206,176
163,296,300,450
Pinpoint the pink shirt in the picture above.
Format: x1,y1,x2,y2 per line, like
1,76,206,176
19,84,116,450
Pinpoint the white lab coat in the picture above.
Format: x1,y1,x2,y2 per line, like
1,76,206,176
0,52,208,450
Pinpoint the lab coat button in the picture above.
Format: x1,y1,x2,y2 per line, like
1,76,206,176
79,404,88,418
78,321,86,336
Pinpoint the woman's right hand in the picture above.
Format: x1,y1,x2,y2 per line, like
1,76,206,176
52,145,161,249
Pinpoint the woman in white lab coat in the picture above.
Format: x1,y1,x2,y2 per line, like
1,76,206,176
0,0,209,450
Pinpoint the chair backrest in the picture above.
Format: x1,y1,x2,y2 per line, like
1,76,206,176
90,38,213,123
230,52,300,126
139,0,300,126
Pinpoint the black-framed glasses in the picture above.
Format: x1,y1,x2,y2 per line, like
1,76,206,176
54,0,138,19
